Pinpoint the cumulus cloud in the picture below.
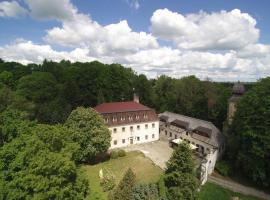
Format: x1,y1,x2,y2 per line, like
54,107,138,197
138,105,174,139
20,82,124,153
24,0,76,20
0,0,269,82
0,1,27,18
151,8,259,50
44,12,158,55
0,40,96,64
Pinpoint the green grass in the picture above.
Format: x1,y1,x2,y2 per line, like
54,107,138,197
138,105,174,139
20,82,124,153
81,151,163,200
199,182,262,200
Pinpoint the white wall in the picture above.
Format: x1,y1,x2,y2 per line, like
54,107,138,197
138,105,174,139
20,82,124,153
109,121,159,149
160,124,222,185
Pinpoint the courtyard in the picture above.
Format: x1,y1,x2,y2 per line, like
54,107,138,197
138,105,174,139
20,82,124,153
123,139,173,169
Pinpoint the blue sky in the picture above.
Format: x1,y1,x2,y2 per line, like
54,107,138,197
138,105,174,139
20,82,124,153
0,0,270,81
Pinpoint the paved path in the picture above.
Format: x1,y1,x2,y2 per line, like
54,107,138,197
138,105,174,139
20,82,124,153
209,175,270,200
123,140,173,169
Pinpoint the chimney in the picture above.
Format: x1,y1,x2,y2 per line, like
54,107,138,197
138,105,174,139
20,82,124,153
133,88,139,103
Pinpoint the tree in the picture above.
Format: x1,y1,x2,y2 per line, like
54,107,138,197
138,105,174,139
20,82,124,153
131,183,161,200
110,168,136,200
65,107,111,162
0,124,89,199
0,109,36,146
0,71,14,87
228,77,270,188
164,142,199,200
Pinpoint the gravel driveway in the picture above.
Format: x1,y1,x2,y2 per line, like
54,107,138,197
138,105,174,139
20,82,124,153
123,140,173,169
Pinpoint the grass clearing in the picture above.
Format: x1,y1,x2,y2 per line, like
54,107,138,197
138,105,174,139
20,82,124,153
81,151,163,200
199,182,262,200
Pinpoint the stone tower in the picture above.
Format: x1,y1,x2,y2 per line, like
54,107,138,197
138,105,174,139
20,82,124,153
227,82,245,124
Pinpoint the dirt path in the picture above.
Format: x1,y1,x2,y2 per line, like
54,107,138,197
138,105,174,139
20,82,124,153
208,175,270,200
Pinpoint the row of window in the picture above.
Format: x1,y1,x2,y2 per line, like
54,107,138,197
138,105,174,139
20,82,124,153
106,114,148,123
113,134,155,145
113,123,155,133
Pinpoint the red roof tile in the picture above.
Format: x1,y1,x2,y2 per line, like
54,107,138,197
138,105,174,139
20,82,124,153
94,101,151,114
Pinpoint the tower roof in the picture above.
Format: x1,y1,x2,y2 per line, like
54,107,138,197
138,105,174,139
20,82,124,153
232,82,245,95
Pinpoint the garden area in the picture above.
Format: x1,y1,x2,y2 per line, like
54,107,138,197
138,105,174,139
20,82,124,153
82,151,163,200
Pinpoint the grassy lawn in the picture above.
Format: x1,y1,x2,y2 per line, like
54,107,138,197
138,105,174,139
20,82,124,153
199,182,262,200
81,151,163,200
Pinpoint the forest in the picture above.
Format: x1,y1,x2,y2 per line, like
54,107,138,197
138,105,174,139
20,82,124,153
0,58,269,199
0,58,232,129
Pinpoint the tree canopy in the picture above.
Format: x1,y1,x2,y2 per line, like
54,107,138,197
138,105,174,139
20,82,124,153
164,142,199,200
65,107,111,162
0,123,89,199
228,77,270,188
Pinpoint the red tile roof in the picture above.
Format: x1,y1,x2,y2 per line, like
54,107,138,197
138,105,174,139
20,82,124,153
94,101,151,114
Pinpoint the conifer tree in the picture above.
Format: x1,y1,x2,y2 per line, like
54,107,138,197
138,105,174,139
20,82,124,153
110,168,136,200
164,142,199,200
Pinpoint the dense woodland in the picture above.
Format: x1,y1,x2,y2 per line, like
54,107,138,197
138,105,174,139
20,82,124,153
0,58,269,199
0,59,232,129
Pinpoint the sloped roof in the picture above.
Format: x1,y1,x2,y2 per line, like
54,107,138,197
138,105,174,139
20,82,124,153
94,101,151,114
159,111,225,147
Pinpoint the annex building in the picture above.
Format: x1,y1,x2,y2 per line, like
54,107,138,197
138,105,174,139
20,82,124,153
159,111,225,184
94,96,159,149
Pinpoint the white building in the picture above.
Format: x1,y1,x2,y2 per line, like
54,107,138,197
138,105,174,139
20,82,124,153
159,111,225,184
94,98,159,149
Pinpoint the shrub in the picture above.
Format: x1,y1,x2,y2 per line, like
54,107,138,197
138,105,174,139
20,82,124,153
110,151,119,159
118,149,126,157
215,160,231,176
110,149,126,159
100,169,116,192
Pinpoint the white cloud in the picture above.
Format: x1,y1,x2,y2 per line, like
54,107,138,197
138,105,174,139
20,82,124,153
0,0,269,82
0,1,27,18
0,40,96,64
151,8,259,51
44,13,158,55
25,0,76,20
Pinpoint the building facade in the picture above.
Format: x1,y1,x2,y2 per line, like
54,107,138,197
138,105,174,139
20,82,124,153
159,111,225,184
94,100,159,149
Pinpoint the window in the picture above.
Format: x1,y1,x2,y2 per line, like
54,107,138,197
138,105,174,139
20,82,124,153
121,116,125,121
145,124,148,129
130,126,133,131
105,118,109,123
169,132,172,137
152,134,155,139
114,140,117,145
113,116,117,122
129,116,133,121
145,135,148,140
113,128,117,133
152,123,155,128
122,139,125,144
122,127,125,132
186,132,188,136
175,134,177,139
137,137,140,141
143,114,148,119
165,130,167,135
137,125,140,130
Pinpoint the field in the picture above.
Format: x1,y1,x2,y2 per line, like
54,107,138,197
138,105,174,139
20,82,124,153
81,151,163,200
199,182,261,200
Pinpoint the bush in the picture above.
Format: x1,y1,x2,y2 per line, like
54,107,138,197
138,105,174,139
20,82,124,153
215,160,231,176
100,169,116,192
118,149,126,157
110,151,119,159
110,149,126,159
